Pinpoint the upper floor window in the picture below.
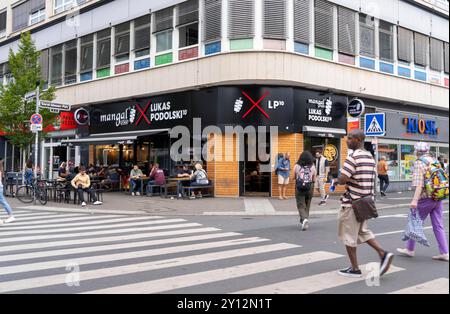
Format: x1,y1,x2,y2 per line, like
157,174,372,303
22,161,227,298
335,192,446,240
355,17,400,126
177,0,199,48
97,29,111,69
203,0,222,43
228,0,255,39
134,15,151,58
0,11,7,37
114,22,130,62
12,0,46,32
315,0,334,50
359,13,375,57
54,0,75,14
263,0,287,40
379,21,394,62
154,7,174,53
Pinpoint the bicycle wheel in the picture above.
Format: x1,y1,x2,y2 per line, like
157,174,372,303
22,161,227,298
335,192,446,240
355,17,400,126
16,186,35,204
38,189,48,206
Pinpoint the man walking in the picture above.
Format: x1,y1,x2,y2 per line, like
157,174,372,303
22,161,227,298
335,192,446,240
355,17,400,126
397,142,449,262
335,130,394,278
315,148,330,206
377,156,389,197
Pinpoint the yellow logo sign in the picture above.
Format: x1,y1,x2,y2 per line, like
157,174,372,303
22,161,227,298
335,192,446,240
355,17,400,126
324,144,339,163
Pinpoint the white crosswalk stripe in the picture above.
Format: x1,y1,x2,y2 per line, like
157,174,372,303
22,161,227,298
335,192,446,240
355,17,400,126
1,210,446,294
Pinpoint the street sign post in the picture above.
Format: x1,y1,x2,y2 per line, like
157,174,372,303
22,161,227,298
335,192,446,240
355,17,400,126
39,101,71,112
30,124,43,132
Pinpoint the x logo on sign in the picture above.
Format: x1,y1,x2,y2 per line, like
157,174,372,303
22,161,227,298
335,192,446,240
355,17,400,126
135,101,152,126
241,91,270,119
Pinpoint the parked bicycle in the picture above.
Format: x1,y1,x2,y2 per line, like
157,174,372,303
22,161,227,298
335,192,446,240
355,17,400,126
16,179,48,205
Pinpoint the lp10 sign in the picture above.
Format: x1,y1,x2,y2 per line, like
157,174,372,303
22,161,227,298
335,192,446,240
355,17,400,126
268,100,285,109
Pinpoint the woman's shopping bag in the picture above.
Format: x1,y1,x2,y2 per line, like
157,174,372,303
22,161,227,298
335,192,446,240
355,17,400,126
401,209,430,247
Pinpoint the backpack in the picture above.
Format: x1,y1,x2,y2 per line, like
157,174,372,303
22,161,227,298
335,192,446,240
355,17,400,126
296,166,313,192
419,157,449,201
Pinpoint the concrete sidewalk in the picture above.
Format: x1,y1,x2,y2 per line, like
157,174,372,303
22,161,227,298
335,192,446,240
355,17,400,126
9,191,448,216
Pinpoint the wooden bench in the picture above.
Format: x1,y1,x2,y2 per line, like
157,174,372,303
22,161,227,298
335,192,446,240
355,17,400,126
182,180,214,199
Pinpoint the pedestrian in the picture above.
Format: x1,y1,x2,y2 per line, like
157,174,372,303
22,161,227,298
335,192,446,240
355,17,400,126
24,159,34,186
334,129,394,278
377,156,390,197
277,152,291,200
315,148,330,206
294,151,316,231
0,159,16,225
129,164,144,196
397,142,449,262
437,156,445,169
71,166,103,208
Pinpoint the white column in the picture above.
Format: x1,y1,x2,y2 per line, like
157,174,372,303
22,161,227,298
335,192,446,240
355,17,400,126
222,0,230,52
286,0,294,52
254,0,264,50
393,25,398,75
355,11,360,66
40,139,45,179
172,6,179,63
332,4,338,61
110,26,116,75
93,33,98,77
309,0,315,56
374,18,380,70
198,0,204,56
130,20,136,69
76,37,81,83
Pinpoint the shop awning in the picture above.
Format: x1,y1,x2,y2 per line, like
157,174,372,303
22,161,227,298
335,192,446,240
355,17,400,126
303,126,347,138
60,129,170,146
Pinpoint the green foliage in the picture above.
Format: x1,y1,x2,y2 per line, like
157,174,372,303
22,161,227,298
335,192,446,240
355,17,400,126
0,32,56,149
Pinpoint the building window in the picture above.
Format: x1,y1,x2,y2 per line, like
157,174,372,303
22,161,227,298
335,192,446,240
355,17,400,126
398,27,413,63
0,11,7,37
430,38,443,72
314,0,334,50
80,34,94,73
156,30,173,53
29,9,45,25
115,22,130,62
97,29,111,70
50,45,63,87
228,0,255,39
203,0,222,43
293,0,310,44
444,42,449,74
178,0,199,48
54,0,75,14
39,49,50,88
414,32,428,67
379,20,393,62
134,15,151,58
263,0,287,40
359,14,375,57
0,63,5,85
154,7,174,53
64,40,77,85
338,6,356,56
12,0,46,32
378,143,399,181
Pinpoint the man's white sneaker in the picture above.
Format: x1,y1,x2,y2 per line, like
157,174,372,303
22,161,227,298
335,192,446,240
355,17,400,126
432,254,449,262
302,219,310,231
4,216,16,224
93,201,103,206
131,192,135,196
397,248,415,258
81,202,87,207
136,192,141,196
0,219,3,225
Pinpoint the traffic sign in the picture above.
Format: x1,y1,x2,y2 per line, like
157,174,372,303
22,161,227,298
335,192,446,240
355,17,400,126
39,101,71,112
365,113,386,137
30,113,43,125
30,124,43,132
24,91,36,101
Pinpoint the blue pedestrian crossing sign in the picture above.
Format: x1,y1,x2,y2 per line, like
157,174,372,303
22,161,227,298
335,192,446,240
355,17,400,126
365,113,386,137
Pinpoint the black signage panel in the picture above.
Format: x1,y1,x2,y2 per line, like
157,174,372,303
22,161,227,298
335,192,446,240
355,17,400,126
217,86,295,131
295,90,348,133
90,93,192,134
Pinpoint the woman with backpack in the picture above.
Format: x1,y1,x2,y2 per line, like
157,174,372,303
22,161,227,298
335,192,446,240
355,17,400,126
294,151,317,231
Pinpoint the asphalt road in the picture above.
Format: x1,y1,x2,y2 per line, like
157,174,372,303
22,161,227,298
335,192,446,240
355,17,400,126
0,204,448,294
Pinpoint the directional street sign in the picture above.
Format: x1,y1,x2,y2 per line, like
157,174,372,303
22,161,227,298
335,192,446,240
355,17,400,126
30,113,43,125
365,113,386,137
24,91,37,101
39,101,71,112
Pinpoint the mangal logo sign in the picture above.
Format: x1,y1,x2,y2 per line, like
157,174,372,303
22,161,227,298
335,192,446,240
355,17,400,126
233,90,286,120
99,101,188,127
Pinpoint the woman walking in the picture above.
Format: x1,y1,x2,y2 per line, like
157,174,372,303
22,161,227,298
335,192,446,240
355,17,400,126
0,159,16,225
294,151,316,231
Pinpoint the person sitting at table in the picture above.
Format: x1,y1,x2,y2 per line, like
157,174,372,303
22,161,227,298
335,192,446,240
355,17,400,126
71,166,103,208
147,163,166,195
176,165,192,199
129,165,144,196
57,162,68,181
189,163,209,199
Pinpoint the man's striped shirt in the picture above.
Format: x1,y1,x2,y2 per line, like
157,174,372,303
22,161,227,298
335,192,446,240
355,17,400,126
341,149,376,207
